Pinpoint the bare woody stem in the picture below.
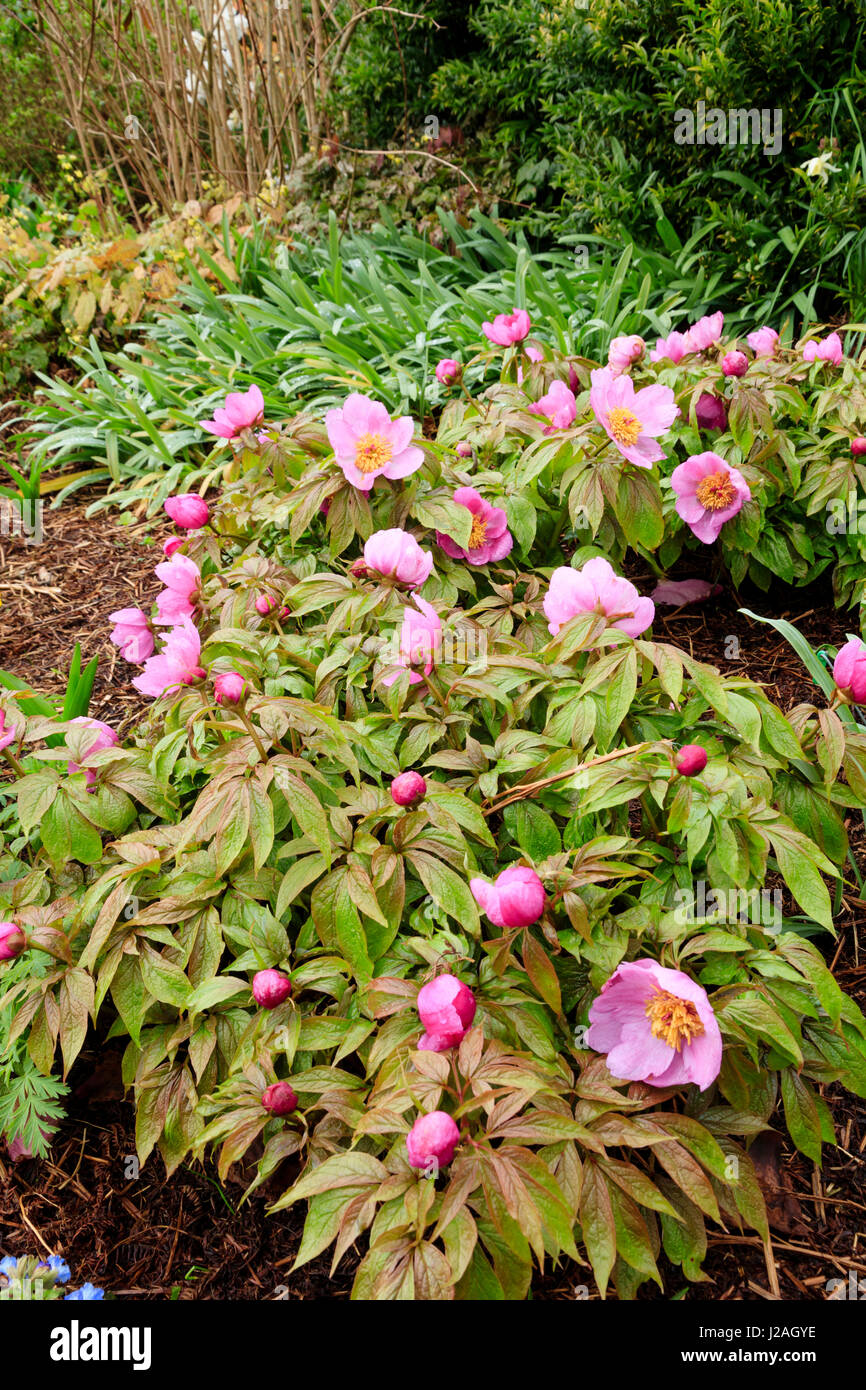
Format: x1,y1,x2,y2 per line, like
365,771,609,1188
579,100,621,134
482,740,666,817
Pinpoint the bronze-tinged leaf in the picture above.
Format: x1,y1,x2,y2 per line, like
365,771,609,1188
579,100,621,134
579,1159,617,1298
522,928,562,1013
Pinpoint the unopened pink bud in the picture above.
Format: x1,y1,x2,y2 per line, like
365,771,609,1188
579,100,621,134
0,921,26,961
390,771,427,807
252,968,292,1008
164,494,210,529
262,1082,298,1116
695,393,727,432
852,437,866,456
455,442,472,458
163,536,185,557
406,1110,460,1169
417,974,476,1051
676,744,708,776
214,672,246,705
255,594,276,615
721,350,748,377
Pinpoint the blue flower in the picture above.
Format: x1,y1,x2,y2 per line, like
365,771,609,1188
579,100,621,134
37,1255,72,1284
65,1283,105,1301
0,1256,22,1277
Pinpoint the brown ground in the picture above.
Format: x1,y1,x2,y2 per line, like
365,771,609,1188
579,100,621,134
0,497,864,1300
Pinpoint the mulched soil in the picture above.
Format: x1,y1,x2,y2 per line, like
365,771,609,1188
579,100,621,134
1,496,865,1299
0,490,170,729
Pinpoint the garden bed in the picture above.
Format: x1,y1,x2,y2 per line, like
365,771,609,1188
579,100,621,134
2,489,865,1301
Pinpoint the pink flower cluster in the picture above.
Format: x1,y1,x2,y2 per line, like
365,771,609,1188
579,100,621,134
650,312,724,364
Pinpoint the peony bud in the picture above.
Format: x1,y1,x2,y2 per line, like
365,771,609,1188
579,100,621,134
406,1110,460,1169
417,974,476,1051
0,921,26,961
252,968,292,1008
852,437,866,456
695,393,728,432
214,671,246,705
676,744,708,777
435,358,462,386
261,1082,298,1116
833,638,866,704
164,494,210,529
350,557,370,580
163,536,185,557
255,594,276,615
721,350,748,377
455,442,472,458
470,865,546,929
390,771,427,807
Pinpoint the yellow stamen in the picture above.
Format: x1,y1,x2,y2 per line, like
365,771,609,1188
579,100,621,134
468,515,488,549
606,406,642,447
354,431,393,474
695,471,736,511
645,989,705,1051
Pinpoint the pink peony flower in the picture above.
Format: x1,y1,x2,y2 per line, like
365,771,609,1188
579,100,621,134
544,557,654,639
214,672,246,705
455,441,472,458
747,326,778,358
325,393,424,491
651,579,722,607
528,378,577,431
363,529,433,588
255,594,276,616
0,708,18,752
671,451,751,544
482,308,531,347
436,487,513,567
802,331,844,366
607,334,645,375
381,595,442,687
590,367,679,467
417,973,477,1051
834,638,866,703
695,393,728,432
391,771,427,807
132,618,206,698
721,350,748,378
154,554,200,626
164,493,209,529
202,384,265,439
406,1111,460,1169
0,921,26,961
108,607,154,663
470,865,545,929
687,312,724,351
252,968,292,1009
435,358,461,385
587,958,722,1090
163,537,185,558
676,745,708,777
852,437,866,456
649,331,694,365
262,1082,298,1116
66,717,119,786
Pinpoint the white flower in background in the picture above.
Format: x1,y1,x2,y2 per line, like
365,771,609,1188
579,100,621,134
799,151,840,184
227,109,242,131
183,70,207,104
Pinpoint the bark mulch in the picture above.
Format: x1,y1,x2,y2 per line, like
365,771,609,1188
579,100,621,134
0,490,170,729
1,499,865,1299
